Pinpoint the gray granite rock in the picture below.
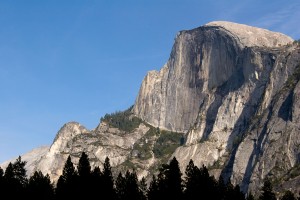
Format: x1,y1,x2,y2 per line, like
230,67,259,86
2,21,299,197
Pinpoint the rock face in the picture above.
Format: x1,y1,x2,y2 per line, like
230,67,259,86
0,146,49,177
35,121,151,183
133,21,293,132
134,21,300,195
1,21,300,196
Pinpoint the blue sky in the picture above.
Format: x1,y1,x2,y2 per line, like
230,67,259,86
0,0,299,163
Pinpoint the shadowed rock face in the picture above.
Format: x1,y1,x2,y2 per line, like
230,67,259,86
2,21,299,196
133,21,293,133
133,25,243,132
134,21,300,195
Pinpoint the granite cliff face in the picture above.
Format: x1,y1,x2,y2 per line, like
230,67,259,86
134,21,300,195
26,121,151,183
2,21,300,196
133,21,293,132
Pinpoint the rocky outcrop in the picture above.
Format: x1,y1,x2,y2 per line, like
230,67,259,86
1,21,299,197
134,21,299,195
133,21,293,133
229,48,300,195
0,146,49,177
1,115,184,185
34,121,151,182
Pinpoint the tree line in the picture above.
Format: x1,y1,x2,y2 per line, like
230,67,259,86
0,152,298,200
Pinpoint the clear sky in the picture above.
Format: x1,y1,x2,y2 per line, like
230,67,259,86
0,0,299,163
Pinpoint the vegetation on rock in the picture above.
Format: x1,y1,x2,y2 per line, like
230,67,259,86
101,106,143,132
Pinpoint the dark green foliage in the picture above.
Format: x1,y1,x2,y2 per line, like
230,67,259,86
90,166,103,196
59,155,77,183
234,185,246,200
184,160,245,200
2,154,294,200
116,170,143,200
0,166,3,181
102,157,117,200
12,156,28,185
27,171,54,200
184,160,199,199
168,157,183,199
3,156,28,199
218,175,227,199
281,190,296,200
185,160,209,199
0,166,3,196
153,130,184,158
101,106,143,132
55,155,78,200
77,152,94,199
148,175,159,200
224,181,245,200
77,152,91,178
0,166,3,183
247,192,255,200
130,126,159,160
116,172,126,200
123,170,143,200
217,176,245,200
259,178,276,200
139,177,148,200
156,157,183,200
184,159,220,200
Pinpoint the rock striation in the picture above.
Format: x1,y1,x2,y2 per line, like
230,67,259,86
133,21,293,133
134,21,299,195
2,21,300,196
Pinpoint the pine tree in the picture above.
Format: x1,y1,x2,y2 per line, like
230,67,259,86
224,181,245,200
3,156,28,199
156,157,183,200
233,185,246,200
4,162,14,179
224,180,235,200
0,166,3,181
124,170,141,200
281,190,296,200
148,175,159,200
102,157,116,200
0,167,3,195
13,156,28,186
247,192,255,200
184,159,201,200
90,166,103,197
116,172,126,200
116,170,145,200
259,178,276,200
27,171,54,200
218,175,227,200
200,164,218,199
56,155,78,200
3,162,16,198
78,152,91,178
139,177,148,200
169,157,183,199
77,152,92,199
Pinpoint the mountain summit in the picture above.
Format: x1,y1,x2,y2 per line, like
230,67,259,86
2,21,299,197
205,21,293,47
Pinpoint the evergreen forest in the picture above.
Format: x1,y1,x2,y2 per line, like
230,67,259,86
0,152,298,200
